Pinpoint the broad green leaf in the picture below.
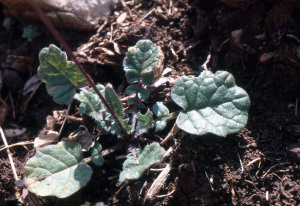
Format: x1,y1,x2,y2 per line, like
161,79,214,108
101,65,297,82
136,109,154,136
171,70,250,137
127,98,146,109
38,44,87,105
105,86,130,135
74,84,106,122
123,40,160,85
24,141,92,198
153,103,169,131
126,85,149,99
90,143,104,166
119,143,165,182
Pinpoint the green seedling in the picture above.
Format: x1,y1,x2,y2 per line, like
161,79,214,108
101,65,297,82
22,25,40,42
25,39,250,199
119,143,165,182
3,17,14,30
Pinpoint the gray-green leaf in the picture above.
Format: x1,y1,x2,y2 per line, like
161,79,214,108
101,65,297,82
126,85,149,99
119,143,165,182
171,70,250,137
136,109,154,136
123,40,160,85
153,103,169,131
24,141,92,198
38,44,87,105
105,86,130,135
74,84,106,122
90,143,104,166
127,98,146,109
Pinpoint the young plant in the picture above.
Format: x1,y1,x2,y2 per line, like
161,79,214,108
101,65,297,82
22,25,40,42
24,39,250,199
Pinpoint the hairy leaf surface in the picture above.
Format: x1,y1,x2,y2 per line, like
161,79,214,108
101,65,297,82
74,85,106,122
171,70,250,136
105,86,130,134
90,142,104,166
123,40,160,85
136,109,154,136
38,44,87,105
119,143,165,182
24,141,92,198
153,103,169,131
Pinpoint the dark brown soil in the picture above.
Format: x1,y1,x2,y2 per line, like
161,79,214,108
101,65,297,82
1,0,300,205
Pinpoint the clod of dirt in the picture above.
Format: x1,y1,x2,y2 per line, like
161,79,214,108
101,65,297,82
2,69,24,92
287,144,300,163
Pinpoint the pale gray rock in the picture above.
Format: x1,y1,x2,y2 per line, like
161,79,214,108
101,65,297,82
1,0,117,31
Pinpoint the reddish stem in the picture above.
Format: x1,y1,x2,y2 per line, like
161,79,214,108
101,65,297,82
27,0,128,137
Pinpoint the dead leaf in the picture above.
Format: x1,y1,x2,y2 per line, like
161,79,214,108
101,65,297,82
34,131,59,150
1,55,32,73
116,12,127,24
4,128,26,138
153,50,165,79
20,74,42,113
66,126,96,152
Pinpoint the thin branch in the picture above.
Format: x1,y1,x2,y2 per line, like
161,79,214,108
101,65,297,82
58,103,71,138
130,79,142,134
236,148,244,173
27,0,128,138
0,126,20,181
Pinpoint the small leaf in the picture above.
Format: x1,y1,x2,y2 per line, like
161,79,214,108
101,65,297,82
90,143,104,166
153,103,169,131
105,86,123,120
125,84,137,95
74,84,106,123
136,109,154,136
90,142,102,156
24,141,92,198
171,70,250,137
105,86,130,135
92,155,104,166
38,45,87,105
126,85,149,99
119,143,165,182
153,103,169,119
123,40,160,85
127,98,146,109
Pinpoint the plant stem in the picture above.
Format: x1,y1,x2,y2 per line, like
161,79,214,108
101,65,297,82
159,110,182,122
0,126,20,181
130,79,142,134
82,140,126,163
27,0,128,137
102,139,126,156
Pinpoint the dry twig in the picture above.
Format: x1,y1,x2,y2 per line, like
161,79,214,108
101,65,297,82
144,164,171,201
0,126,20,181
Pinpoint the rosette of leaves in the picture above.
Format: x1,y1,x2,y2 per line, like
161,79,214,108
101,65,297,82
119,143,165,182
171,70,250,137
124,40,160,109
75,85,130,136
38,44,87,105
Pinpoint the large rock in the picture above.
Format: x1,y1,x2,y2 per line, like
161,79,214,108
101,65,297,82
1,0,117,31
